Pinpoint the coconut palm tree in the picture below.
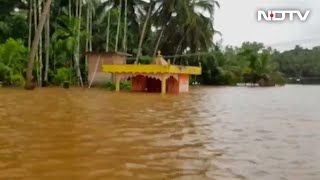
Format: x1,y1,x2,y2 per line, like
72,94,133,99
25,0,52,90
154,0,219,59
135,1,155,63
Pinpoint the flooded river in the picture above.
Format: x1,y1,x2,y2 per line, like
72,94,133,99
0,85,320,180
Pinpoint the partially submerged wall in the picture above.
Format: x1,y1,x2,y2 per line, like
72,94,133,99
131,74,189,93
179,74,189,93
88,53,126,85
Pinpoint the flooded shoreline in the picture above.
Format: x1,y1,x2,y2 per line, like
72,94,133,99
0,85,320,179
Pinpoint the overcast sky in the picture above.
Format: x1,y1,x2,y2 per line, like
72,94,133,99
214,0,320,51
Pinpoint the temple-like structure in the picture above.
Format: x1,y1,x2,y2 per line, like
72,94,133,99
102,52,202,94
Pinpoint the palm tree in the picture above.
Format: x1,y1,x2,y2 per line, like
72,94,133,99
135,1,154,64
115,0,122,52
96,0,142,53
154,0,219,60
74,0,83,86
44,9,50,83
28,0,33,50
52,16,87,82
38,0,43,87
25,0,52,90
122,0,128,52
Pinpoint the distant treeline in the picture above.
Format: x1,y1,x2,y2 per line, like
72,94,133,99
194,43,320,86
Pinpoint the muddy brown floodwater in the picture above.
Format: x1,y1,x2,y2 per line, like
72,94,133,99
0,85,320,180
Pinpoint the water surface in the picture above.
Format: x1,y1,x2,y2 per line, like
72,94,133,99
0,85,320,179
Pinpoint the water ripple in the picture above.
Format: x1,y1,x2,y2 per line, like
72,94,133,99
0,85,319,179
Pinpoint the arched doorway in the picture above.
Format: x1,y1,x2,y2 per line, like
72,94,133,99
147,77,161,93
166,76,179,93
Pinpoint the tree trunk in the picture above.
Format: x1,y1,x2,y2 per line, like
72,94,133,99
173,23,193,64
74,0,83,87
135,3,152,64
115,0,122,52
89,10,92,52
153,26,165,57
75,0,79,18
28,0,33,50
105,10,111,52
69,0,72,18
33,0,39,83
25,0,52,90
38,0,43,87
44,11,50,82
122,0,127,52
85,6,90,71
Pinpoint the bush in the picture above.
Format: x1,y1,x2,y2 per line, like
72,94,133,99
53,68,71,85
120,80,132,91
0,63,11,84
99,80,132,91
270,72,286,85
214,69,238,86
99,81,116,90
0,38,28,86
10,74,25,87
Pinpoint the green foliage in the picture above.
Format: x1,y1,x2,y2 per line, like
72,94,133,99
0,38,28,86
275,45,320,78
10,74,25,87
200,42,287,86
99,80,132,91
229,45,320,85
99,81,115,90
52,16,85,67
0,38,28,73
139,56,152,64
120,80,132,91
53,68,71,85
0,0,219,87
0,62,11,83
0,12,28,43
269,72,286,85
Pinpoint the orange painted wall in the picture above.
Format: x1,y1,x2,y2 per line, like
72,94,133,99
131,75,190,93
179,74,189,92
132,75,147,92
166,77,179,93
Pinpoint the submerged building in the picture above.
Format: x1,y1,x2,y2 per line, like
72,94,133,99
87,52,131,86
102,52,202,94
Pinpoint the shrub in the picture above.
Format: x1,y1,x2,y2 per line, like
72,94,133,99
0,62,11,84
270,72,286,85
99,81,115,90
99,80,132,91
53,68,71,85
10,74,25,87
0,38,28,86
120,80,132,91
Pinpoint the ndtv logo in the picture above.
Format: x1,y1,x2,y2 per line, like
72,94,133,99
258,10,311,22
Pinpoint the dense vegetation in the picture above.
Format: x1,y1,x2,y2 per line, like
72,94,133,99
0,0,319,88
